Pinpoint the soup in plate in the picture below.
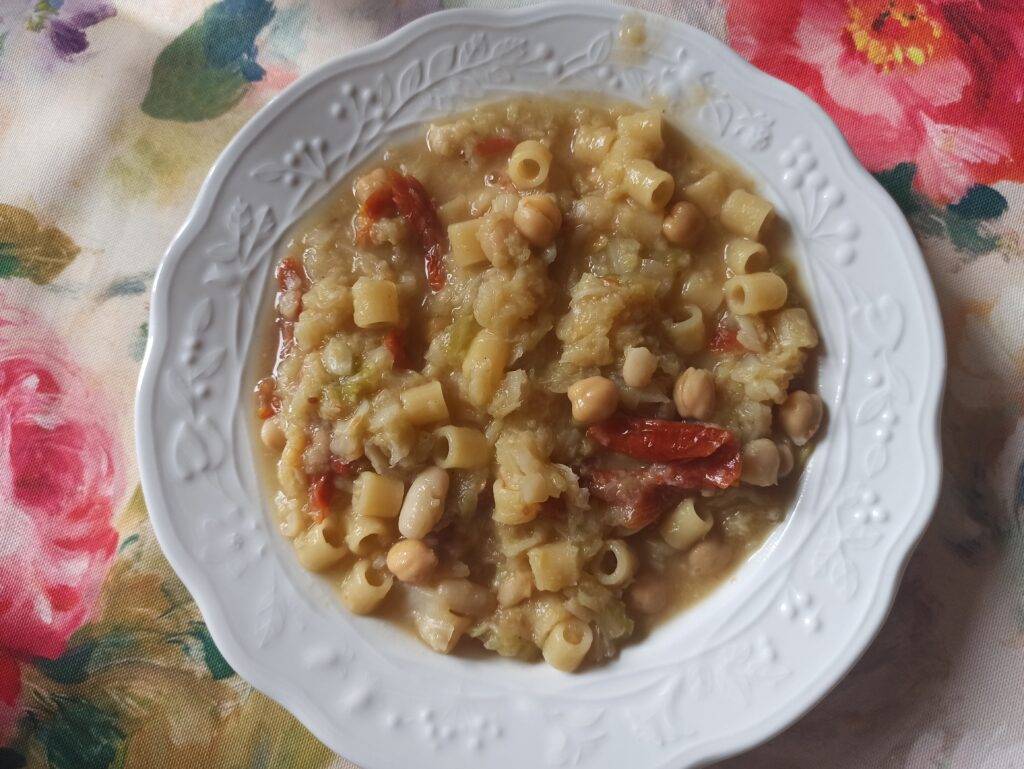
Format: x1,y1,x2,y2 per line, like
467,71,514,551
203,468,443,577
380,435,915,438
255,96,823,671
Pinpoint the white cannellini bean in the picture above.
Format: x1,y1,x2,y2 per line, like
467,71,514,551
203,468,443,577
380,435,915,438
398,467,450,539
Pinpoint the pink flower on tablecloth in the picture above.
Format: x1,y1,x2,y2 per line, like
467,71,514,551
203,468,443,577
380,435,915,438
0,653,20,743
0,302,125,735
725,0,1024,201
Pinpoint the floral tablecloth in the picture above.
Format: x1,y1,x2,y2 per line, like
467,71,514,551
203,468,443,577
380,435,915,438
1,1,1021,767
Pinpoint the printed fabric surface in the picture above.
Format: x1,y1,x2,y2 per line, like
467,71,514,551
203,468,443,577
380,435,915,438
0,1,1021,767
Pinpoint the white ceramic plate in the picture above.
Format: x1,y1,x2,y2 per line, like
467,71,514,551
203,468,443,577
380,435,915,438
136,4,944,767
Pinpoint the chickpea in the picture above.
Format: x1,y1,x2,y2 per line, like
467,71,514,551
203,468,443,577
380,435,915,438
386,539,438,583
777,442,795,478
353,167,390,203
779,390,823,446
260,415,286,451
741,438,780,486
622,346,659,388
513,194,562,246
627,575,668,615
398,467,450,539
673,367,716,420
567,376,619,424
688,538,734,579
662,201,706,247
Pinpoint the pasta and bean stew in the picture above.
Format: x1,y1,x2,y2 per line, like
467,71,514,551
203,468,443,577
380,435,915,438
256,97,823,671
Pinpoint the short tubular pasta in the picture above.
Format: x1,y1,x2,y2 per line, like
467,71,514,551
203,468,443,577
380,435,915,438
434,425,490,469
684,170,730,217
340,559,393,614
351,277,399,328
571,125,616,164
623,159,675,211
593,539,637,587
352,471,405,518
660,498,713,551
720,189,776,240
669,304,706,354
400,380,449,426
508,140,552,189
345,514,393,556
294,519,347,571
725,237,771,274
448,219,488,267
527,541,580,591
616,109,664,152
542,619,593,672
724,272,789,314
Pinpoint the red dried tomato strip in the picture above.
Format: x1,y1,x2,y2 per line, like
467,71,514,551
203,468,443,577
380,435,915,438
647,437,742,490
387,170,447,291
362,186,398,219
474,136,518,157
309,473,334,522
355,186,399,246
580,436,741,532
384,328,411,370
587,416,730,462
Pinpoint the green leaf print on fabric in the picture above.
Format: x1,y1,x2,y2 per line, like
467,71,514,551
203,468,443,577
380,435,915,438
35,632,138,686
181,622,235,680
0,205,80,285
141,0,276,122
875,163,1008,257
35,696,123,769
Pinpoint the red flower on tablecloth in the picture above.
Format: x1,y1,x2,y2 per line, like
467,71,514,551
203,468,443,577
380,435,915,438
726,0,1024,202
0,303,124,737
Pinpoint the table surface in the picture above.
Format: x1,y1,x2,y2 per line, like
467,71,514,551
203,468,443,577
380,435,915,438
2,1,1022,767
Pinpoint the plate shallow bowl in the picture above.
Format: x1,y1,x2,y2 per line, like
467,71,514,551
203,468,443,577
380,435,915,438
136,4,944,768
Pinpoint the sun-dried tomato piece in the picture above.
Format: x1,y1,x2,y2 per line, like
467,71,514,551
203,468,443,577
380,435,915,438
582,464,687,532
387,170,447,291
473,136,518,157
384,328,411,370
309,473,334,522
580,437,741,532
355,186,399,246
587,416,730,462
647,437,742,490
362,186,398,219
